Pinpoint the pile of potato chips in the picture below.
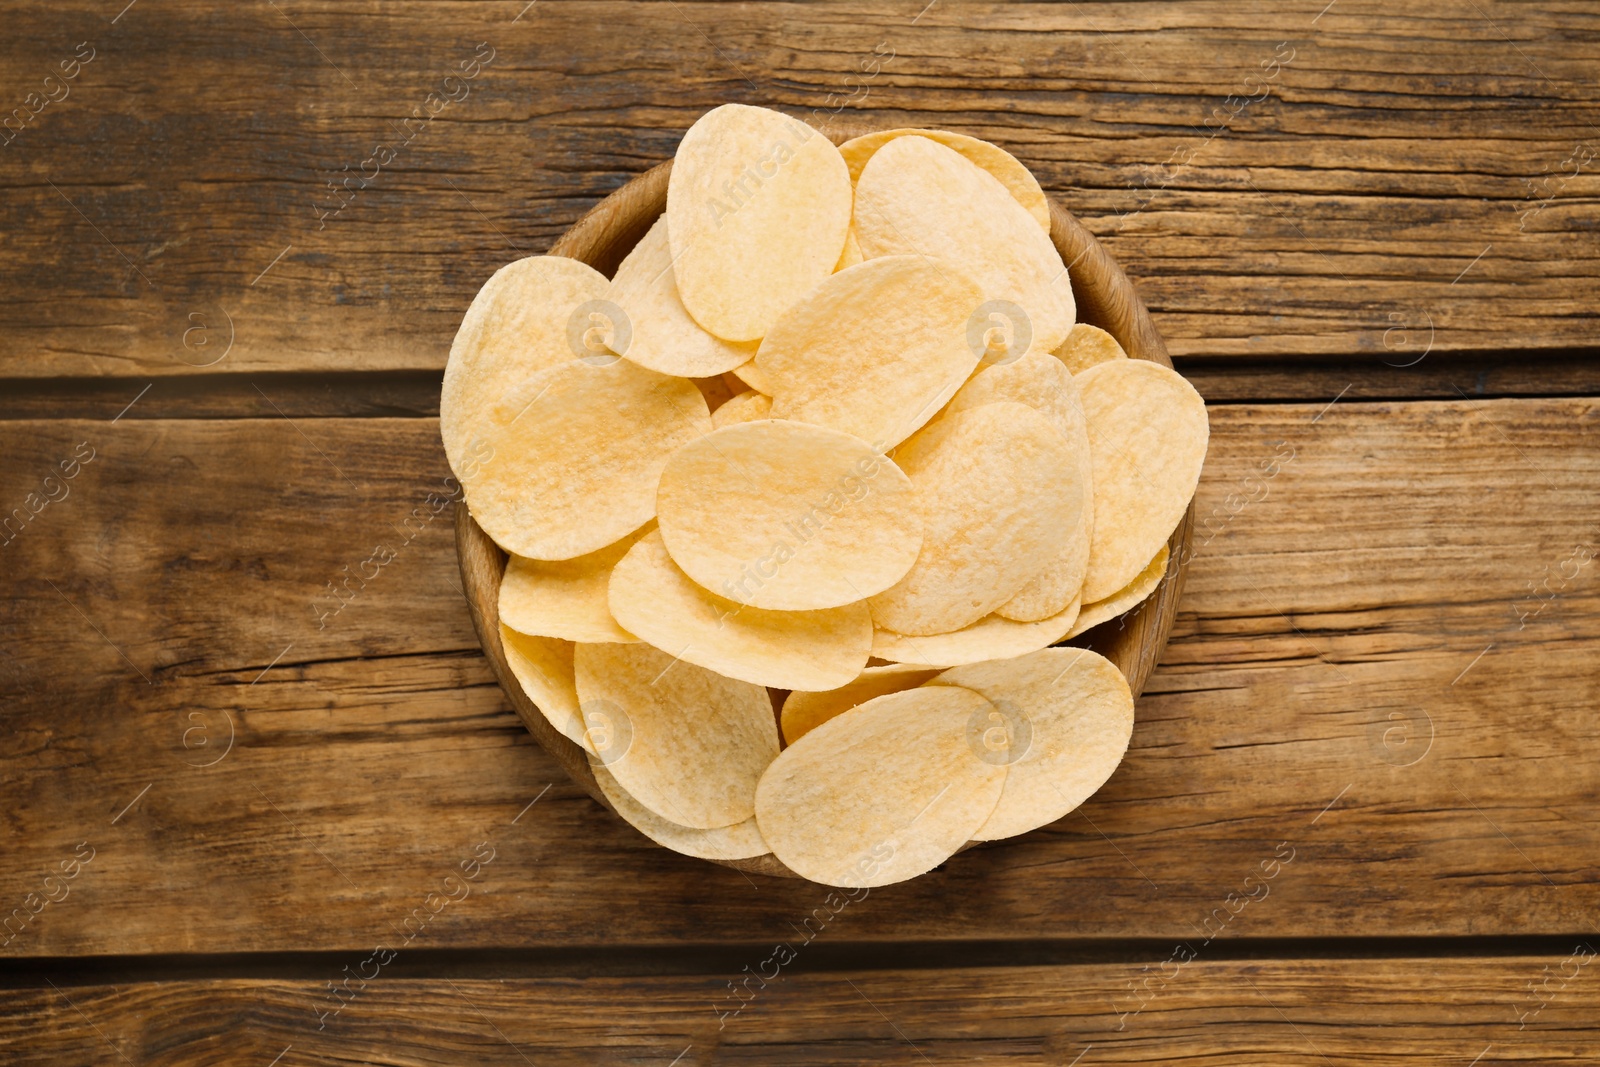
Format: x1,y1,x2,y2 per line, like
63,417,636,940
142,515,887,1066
442,104,1208,887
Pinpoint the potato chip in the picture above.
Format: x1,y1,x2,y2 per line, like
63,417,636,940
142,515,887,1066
938,350,1093,622
668,104,852,341
607,215,759,377
465,358,710,560
729,358,773,396
835,225,864,271
780,663,941,745
754,686,1006,886
609,530,871,691
499,624,586,749
711,389,772,428
757,255,984,449
500,526,650,644
440,256,607,481
656,420,921,611
1067,545,1169,639
854,136,1075,354
838,127,1051,233
589,757,770,861
1054,322,1127,374
870,595,1080,668
870,402,1078,635
575,642,778,828
1078,360,1207,600
930,647,1133,840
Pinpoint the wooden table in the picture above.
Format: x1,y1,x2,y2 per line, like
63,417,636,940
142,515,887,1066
3,2,1597,1062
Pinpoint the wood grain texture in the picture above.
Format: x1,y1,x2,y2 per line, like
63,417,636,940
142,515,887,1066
453,157,1193,879
3,398,1598,956
3,958,1596,1065
0,1,1594,378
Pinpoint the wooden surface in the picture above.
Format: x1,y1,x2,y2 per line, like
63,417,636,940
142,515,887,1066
1,1,1597,381
2,1,1597,1061
6,959,1598,1065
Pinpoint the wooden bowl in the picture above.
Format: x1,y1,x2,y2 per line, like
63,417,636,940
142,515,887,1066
455,149,1196,879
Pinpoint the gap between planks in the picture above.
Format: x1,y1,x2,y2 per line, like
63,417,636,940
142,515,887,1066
8,935,1599,989
2,353,1599,421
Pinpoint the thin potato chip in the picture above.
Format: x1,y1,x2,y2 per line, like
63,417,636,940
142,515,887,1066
758,255,984,449
835,225,864,271
930,647,1133,840
575,642,778,828
499,624,586,749
608,215,759,377
499,527,650,644
871,595,1080,668
465,359,710,560
780,663,941,745
441,256,607,481
1067,545,1169,639
730,358,773,396
609,530,871,691
838,127,1051,233
754,686,1005,886
870,402,1078,635
1078,360,1207,600
590,757,770,861
1054,322,1127,374
711,389,773,428
938,350,1093,622
668,104,852,341
656,421,921,611
854,136,1075,354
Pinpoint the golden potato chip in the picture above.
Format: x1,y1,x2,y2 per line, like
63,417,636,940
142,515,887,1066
835,225,864,271
590,757,770,861
757,255,984,449
607,215,759,377
499,527,650,644
871,595,1080,668
609,530,871,691
667,104,852,341
1078,360,1208,600
838,127,1051,233
464,358,710,560
499,624,586,748
854,136,1075,354
1054,322,1127,375
656,421,921,611
711,388,772,428
729,358,773,396
575,642,778,828
870,402,1079,635
780,663,941,745
930,647,1133,840
754,686,1006,886
942,347,1079,431
440,255,607,481
938,350,1093,622
1067,545,1169,639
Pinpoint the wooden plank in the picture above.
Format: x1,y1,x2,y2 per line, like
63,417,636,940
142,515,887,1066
0,2,1594,378
3,958,1596,1064
2,399,1599,957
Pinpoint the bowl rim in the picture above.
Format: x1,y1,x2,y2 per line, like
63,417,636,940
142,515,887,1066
454,146,1197,880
